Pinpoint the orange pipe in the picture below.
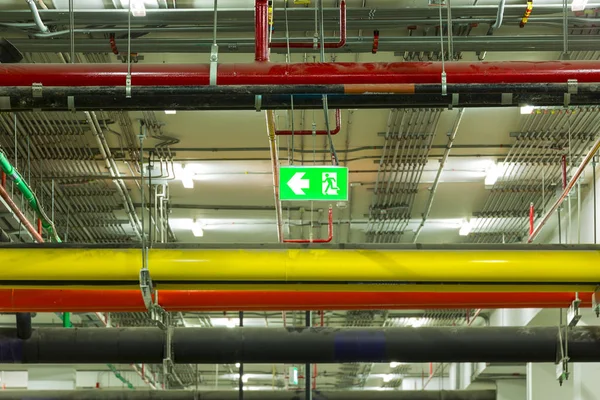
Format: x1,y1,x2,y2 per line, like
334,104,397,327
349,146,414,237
0,290,589,313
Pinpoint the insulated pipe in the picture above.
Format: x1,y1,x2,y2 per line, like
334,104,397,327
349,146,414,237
5,326,600,363
0,290,590,312
270,0,346,49
275,110,341,136
6,61,600,86
0,390,497,400
1,244,600,290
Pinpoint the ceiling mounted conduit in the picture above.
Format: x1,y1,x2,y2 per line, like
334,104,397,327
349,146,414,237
0,289,589,312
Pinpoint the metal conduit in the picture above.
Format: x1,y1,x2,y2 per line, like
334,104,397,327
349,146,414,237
0,390,497,400
3,326,600,364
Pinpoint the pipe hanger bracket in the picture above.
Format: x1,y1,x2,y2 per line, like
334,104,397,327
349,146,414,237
209,44,218,86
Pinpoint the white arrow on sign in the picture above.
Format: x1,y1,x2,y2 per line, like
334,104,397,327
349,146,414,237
287,172,310,195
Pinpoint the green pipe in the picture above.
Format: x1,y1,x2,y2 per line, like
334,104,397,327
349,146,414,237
0,150,60,242
62,312,71,328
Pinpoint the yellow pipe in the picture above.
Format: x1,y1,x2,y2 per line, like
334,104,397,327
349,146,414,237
0,248,599,291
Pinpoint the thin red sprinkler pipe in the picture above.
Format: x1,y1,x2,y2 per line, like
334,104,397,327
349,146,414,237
562,154,568,189
283,206,333,243
0,184,44,243
36,219,42,235
270,1,346,49
529,202,534,236
7,62,600,86
1,171,6,188
275,109,341,136
0,290,591,313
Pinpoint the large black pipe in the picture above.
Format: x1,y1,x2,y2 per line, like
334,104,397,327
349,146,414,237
2,92,599,111
1,326,600,364
0,390,497,400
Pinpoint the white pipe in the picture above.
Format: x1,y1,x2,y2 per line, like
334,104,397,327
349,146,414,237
25,0,49,33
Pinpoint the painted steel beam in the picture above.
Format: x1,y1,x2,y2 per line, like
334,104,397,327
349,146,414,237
0,289,589,312
4,326,600,364
0,244,598,290
0,389,497,400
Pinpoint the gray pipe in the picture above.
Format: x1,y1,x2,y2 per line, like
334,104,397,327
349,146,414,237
2,326,600,364
24,0,49,33
0,390,497,400
488,0,506,34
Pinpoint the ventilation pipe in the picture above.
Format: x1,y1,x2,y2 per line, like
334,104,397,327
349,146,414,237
0,289,589,313
3,326,600,364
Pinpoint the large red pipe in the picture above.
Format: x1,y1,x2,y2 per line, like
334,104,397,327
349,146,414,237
4,62,600,87
0,290,589,312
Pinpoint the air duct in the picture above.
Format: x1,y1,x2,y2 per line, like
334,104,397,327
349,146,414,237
2,326,600,364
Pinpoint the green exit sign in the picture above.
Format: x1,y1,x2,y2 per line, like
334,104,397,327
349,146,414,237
280,166,348,201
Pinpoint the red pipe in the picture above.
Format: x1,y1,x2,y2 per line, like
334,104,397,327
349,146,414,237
6,62,600,87
255,0,269,62
283,206,333,243
275,109,341,136
1,171,5,188
0,290,591,312
529,202,534,236
36,219,42,235
562,154,568,189
270,1,346,49
0,184,44,243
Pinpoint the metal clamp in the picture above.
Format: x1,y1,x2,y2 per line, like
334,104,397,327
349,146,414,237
501,93,513,105
139,267,154,310
556,310,571,386
567,79,578,95
449,93,459,110
0,96,10,110
67,96,75,112
32,83,43,98
126,75,132,99
255,94,262,112
441,72,447,96
209,44,219,86
567,296,581,327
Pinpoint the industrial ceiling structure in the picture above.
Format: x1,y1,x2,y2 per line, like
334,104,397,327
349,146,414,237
0,0,600,399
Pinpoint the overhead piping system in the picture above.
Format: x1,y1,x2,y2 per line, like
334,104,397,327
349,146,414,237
0,244,599,291
3,326,600,364
0,289,589,312
24,0,49,33
0,390,496,400
269,0,346,49
283,207,333,243
275,109,341,136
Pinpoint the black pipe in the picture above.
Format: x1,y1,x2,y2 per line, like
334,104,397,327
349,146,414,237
305,311,311,400
239,311,243,400
14,313,31,340
2,326,600,364
0,390,497,400
3,93,600,111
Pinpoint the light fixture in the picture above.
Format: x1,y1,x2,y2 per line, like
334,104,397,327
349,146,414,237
572,0,588,11
410,318,425,328
164,110,177,115
242,375,249,383
520,105,535,114
459,220,472,237
382,374,394,383
130,0,146,17
389,362,401,368
181,164,194,189
484,162,499,186
225,319,236,328
191,219,204,238
235,363,241,368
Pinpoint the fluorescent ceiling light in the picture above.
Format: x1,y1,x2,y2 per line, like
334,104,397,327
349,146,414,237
382,374,394,383
484,162,500,186
520,105,535,114
572,0,588,11
181,164,194,189
191,219,204,237
235,363,241,368
459,220,472,236
389,362,402,368
130,0,146,17
164,110,177,115
226,319,236,328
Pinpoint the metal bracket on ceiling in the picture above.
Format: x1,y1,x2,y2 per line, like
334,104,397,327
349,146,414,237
255,94,262,112
0,97,10,110
67,96,75,112
32,83,43,98
126,75,132,99
210,44,219,86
